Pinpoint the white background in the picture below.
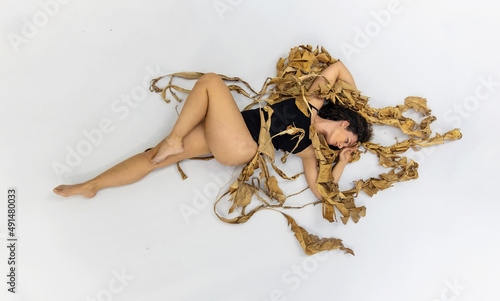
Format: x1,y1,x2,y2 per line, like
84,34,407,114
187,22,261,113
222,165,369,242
1,0,499,300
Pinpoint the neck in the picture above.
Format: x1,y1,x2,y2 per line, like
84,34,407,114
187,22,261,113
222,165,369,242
312,113,328,136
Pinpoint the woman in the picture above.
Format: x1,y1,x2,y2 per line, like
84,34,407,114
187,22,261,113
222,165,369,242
53,61,372,199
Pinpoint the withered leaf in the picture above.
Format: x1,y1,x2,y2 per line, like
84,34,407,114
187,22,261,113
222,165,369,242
228,182,253,214
150,45,462,256
281,212,353,255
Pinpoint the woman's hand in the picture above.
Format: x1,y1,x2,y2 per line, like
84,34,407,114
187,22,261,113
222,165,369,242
332,146,356,184
307,61,358,112
338,146,357,164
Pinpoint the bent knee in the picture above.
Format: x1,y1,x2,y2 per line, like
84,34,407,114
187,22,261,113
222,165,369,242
198,72,222,85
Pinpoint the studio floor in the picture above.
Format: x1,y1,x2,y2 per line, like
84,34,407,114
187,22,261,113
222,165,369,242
1,1,500,300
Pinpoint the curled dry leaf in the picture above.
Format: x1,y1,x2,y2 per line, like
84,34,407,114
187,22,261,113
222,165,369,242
150,45,462,256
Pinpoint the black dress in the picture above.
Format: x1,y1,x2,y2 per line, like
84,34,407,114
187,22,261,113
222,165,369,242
240,98,313,154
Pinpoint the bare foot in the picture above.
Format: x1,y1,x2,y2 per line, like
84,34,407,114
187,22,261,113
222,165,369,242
151,136,184,164
53,183,97,199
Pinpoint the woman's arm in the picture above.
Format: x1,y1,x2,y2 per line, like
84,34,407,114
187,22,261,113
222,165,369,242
332,146,356,183
296,145,356,200
307,61,358,110
296,146,323,199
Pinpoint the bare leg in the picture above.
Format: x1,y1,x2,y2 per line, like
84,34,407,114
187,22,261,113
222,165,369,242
53,73,258,198
53,122,210,198
151,73,254,165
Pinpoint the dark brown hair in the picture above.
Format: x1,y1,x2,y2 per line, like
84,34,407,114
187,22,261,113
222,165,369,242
318,101,373,143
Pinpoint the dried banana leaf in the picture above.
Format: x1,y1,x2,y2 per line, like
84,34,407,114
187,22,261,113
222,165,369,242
150,45,462,255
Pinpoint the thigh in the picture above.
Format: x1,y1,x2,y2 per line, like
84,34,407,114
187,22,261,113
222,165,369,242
203,74,258,166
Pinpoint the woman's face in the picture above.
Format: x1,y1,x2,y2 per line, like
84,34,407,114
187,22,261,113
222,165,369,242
323,120,358,149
